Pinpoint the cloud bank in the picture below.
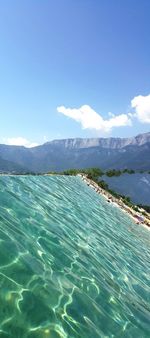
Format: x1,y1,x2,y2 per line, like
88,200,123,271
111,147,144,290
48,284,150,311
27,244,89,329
57,93,150,133
57,105,131,133
131,94,150,123
3,137,38,148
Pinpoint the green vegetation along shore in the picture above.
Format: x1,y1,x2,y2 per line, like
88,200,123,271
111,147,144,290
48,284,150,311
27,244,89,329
47,168,150,215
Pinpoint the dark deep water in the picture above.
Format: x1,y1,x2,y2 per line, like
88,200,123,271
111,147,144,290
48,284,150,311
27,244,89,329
102,173,150,205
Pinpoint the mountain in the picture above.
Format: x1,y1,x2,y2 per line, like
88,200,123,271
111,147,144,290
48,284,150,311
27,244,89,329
0,132,150,173
0,156,29,174
47,132,150,149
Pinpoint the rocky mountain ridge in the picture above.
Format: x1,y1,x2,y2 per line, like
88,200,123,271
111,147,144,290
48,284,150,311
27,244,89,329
0,132,150,173
46,132,150,149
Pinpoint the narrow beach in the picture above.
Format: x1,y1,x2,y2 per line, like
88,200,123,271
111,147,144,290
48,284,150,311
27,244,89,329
77,173,150,229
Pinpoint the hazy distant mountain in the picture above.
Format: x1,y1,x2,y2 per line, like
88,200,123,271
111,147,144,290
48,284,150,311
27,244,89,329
47,132,150,149
0,132,150,173
0,156,29,174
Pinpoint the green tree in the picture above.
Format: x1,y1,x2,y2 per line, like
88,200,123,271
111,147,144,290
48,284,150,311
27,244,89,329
98,180,109,190
106,169,122,177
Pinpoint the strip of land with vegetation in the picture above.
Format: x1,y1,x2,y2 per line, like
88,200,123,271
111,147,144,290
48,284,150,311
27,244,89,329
46,168,150,228
1,168,149,226
47,168,150,214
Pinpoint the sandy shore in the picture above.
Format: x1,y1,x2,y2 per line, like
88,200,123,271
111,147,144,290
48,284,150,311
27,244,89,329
77,173,150,229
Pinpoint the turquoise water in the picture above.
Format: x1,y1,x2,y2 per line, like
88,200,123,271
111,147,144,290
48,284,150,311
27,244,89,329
0,175,150,338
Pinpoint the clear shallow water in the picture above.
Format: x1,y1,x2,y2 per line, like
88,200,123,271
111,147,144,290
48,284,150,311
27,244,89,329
0,175,150,338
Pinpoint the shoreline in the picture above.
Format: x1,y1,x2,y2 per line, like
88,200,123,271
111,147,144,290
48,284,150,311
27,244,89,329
1,173,150,229
77,173,150,229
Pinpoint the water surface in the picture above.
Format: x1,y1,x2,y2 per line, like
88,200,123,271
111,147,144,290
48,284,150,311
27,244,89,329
0,175,150,337
102,173,150,205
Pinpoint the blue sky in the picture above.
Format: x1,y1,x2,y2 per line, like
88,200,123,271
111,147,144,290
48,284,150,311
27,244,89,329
0,0,150,147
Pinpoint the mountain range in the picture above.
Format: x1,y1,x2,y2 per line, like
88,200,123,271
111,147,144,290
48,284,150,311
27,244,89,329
0,132,150,173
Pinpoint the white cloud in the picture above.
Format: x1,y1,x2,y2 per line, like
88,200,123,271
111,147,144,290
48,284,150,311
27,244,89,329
108,112,115,117
131,94,150,123
57,105,131,133
3,137,38,148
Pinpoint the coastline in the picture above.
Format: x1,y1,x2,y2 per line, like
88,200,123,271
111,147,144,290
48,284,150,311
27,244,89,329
1,173,150,229
77,173,150,229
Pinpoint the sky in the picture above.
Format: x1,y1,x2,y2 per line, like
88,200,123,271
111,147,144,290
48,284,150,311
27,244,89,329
0,0,150,147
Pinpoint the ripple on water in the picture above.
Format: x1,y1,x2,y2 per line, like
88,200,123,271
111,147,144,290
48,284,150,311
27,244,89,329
0,175,150,338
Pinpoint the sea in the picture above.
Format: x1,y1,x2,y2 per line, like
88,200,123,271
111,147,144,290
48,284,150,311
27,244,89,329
0,175,150,338
102,173,150,205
